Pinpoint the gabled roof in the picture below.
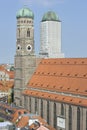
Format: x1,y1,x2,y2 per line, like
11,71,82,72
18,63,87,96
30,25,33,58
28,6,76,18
27,58,87,97
24,58,87,107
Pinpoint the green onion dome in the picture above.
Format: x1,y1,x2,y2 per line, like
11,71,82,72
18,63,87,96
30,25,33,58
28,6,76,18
16,7,34,19
42,11,59,22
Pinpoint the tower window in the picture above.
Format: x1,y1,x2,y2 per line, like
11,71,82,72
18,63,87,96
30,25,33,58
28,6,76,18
18,29,20,37
27,29,30,37
21,20,23,23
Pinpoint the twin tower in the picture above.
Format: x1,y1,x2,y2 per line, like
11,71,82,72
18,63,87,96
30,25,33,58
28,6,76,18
14,7,64,106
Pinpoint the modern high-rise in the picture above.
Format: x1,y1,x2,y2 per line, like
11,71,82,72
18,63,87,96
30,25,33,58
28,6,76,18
39,11,64,58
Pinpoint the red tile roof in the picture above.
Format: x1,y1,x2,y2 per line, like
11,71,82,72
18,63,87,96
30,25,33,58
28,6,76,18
27,58,87,97
0,65,14,79
16,116,29,128
23,89,87,107
7,71,14,79
0,81,14,92
24,58,87,107
0,102,55,130
12,109,29,123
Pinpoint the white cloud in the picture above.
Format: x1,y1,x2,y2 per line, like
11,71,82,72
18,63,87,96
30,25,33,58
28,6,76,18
40,0,65,7
19,0,33,6
20,0,65,7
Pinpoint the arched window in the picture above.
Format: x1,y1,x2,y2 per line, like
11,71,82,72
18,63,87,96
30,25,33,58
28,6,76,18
18,29,20,37
35,98,37,113
54,102,57,128
77,107,80,130
29,97,31,112
61,103,64,116
69,105,72,130
47,101,49,124
86,111,87,130
24,96,27,108
27,29,30,37
41,99,43,117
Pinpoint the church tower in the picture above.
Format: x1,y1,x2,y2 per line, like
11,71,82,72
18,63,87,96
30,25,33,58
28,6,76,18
14,7,36,106
39,11,64,58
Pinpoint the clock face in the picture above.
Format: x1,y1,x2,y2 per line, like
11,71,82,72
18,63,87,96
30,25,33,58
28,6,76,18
17,44,21,51
26,44,32,52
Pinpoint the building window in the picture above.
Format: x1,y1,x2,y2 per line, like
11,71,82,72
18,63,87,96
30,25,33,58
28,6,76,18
47,101,49,123
86,111,87,130
35,98,37,113
61,103,64,116
24,96,27,107
29,97,31,112
27,29,30,37
69,105,72,130
20,99,22,106
54,102,57,129
41,99,43,117
77,107,80,130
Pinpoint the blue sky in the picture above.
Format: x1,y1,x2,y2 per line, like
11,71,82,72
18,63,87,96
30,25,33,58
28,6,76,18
0,0,87,63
